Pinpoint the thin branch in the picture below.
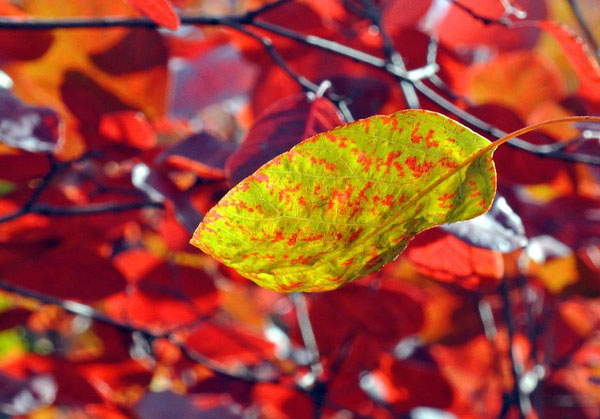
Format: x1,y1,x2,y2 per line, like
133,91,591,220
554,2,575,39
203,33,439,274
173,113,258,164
499,280,530,419
478,298,498,340
0,201,164,223
567,0,600,58
250,19,387,68
249,20,600,165
0,0,291,29
30,201,164,216
447,0,510,26
357,0,420,108
243,0,293,20
0,9,594,164
290,293,323,379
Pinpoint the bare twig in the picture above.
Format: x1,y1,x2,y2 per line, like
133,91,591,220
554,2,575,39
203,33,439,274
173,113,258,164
290,293,323,379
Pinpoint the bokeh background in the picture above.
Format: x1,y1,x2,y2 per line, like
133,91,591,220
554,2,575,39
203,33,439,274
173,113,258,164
1,0,600,417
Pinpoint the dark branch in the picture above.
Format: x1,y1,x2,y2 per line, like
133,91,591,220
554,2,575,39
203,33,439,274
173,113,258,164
0,0,291,29
224,20,353,121
499,280,529,419
357,0,420,108
0,200,164,223
30,201,164,216
447,0,510,26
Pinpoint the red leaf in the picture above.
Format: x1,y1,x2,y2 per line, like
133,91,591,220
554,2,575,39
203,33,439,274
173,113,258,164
252,383,313,419
406,229,504,291
125,0,180,30
434,0,545,51
99,111,157,149
225,93,343,185
308,281,425,359
185,322,274,366
369,353,454,412
105,263,220,332
538,20,600,102
0,3,54,61
61,71,133,128
382,0,432,31
1,238,126,302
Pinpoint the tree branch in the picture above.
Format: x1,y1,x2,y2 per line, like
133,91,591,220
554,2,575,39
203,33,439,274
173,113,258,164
447,0,510,26
30,201,164,216
357,0,420,108
0,0,291,29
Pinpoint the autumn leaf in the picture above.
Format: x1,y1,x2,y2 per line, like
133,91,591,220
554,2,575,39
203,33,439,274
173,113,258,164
191,110,497,292
125,0,180,30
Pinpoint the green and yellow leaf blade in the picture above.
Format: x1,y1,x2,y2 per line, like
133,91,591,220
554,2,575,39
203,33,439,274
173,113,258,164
191,110,496,292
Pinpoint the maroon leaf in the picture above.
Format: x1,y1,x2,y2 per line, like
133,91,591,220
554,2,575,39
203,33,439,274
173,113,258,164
225,93,343,185
158,132,237,180
90,29,168,75
60,71,133,128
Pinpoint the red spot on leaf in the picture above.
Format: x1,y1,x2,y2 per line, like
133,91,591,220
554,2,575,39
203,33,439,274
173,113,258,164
348,228,363,243
424,129,439,148
382,194,395,207
287,232,299,246
410,124,422,144
404,156,434,177
357,152,372,172
342,257,354,266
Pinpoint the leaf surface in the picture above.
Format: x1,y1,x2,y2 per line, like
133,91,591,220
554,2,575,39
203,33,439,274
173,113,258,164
191,110,497,292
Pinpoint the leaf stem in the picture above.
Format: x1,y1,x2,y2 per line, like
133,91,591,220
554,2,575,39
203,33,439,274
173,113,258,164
488,115,600,151
380,114,600,248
